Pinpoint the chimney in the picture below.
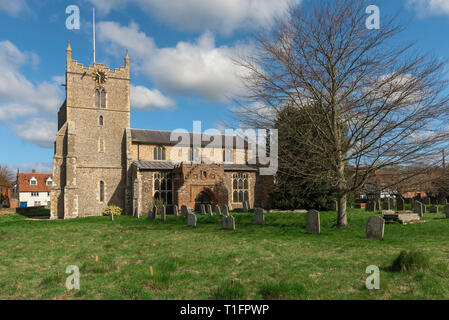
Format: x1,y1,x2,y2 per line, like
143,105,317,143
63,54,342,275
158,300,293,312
32,169,36,173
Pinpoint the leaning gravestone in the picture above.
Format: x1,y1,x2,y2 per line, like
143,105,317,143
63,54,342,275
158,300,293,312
222,215,235,230
109,211,114,221
444,205,449,218
254,208,264,225
187,213,197,227
429,205,438,214
222,205,229,216
161,205,166,221
206,204,213,216
173,205,178,217
181,205,189,218
366,216,385,240
306,210,320,234
397,198,405,211
215,205,222,216
200,204,206,215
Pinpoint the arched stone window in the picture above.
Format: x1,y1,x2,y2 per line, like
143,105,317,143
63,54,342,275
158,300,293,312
99,181,104,203
153,172,172,204
95,87,106,108
99,116,103,126
232,172,249,204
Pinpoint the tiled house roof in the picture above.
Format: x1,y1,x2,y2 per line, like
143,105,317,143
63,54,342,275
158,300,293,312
18,173,53,192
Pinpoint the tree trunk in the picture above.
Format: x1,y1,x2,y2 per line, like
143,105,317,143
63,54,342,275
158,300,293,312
337,193,348,227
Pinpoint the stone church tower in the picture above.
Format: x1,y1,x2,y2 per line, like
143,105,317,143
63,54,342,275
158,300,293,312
50,42,130,219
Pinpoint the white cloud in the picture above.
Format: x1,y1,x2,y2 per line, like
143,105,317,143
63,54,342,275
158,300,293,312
0,0,30,17
98,22,253,102
88,0,300,35
407,0,449,16
131,85,175,110
0,41,62,148
13,118,57,149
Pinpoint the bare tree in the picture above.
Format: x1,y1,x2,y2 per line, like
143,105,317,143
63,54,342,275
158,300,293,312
0,165,14,186
233,0,449,226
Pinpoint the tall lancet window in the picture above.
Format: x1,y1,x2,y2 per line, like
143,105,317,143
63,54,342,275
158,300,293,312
99,181,104,203
95,88,106,108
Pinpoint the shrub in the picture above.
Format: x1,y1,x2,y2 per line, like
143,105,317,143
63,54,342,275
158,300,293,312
102,205,122,216
390,250,431,272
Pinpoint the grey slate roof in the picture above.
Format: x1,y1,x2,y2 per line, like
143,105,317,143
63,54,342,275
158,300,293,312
131,129,248,149
133,160,259,172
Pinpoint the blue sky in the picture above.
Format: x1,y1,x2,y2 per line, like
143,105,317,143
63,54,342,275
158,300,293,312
0,0,449,173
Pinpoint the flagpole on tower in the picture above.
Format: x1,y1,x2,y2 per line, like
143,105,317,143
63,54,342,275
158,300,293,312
93,8,96,64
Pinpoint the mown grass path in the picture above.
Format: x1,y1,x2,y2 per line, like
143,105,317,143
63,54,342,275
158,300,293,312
0,208,448,299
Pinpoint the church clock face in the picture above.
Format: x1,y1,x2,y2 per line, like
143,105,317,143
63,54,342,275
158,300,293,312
92,69,108,84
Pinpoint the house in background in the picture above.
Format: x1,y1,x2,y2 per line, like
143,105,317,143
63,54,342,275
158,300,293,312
17,170,53,207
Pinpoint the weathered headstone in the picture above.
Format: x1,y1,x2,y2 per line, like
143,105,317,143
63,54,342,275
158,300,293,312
222,215,235,230
181,205,189,218
206,204,213,215
365,216,385,240
397,198,405,211
187,213,197,227
161,205,166,221
222,205,229,216
306,210,320,234
215,205,222,216
444,205,449,218
429,205,438,214
366,201,375,212
200,204,206,215
423,204,427,214
109,211,114,221
254,208,264,225
173,205,179,217
413,201,423,217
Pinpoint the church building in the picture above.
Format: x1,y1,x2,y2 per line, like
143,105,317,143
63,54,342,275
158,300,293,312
51,44,272,219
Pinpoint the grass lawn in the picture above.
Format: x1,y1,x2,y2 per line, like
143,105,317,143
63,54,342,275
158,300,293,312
0,207,448,300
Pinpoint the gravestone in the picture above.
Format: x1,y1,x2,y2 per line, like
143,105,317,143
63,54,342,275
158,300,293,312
187,213,197,227
161,205,166,221
397,198,405,211
200,204,206,215
423,204,427,214
382,199,390,211
444,205,449,218
222,215,235,230
413,201,423,217
306,210,320,234
365,216,385,240
109,211,114,221
429,205,438,214
243,201,249,213
215,205,222,216
366,201,375,212
206,204,213,215
173,205,178,217
222,205,229,216
181,205,189,218
254,208,264,225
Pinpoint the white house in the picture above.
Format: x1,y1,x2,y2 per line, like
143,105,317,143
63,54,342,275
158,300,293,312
17,170,52,207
